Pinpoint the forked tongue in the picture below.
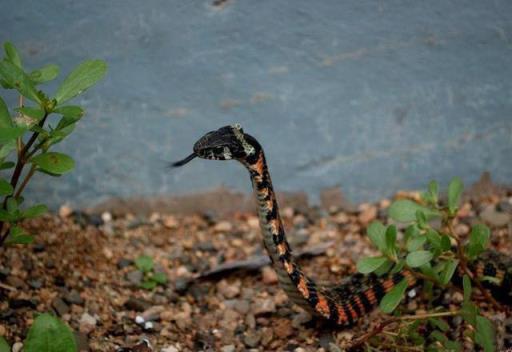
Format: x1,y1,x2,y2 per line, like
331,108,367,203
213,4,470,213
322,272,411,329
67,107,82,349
171,153,197,167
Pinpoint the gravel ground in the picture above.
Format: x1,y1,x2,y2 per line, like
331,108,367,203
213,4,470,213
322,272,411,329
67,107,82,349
0,177,511,351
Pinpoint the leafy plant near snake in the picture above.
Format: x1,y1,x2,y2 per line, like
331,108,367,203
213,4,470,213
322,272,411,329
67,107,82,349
173,124,511,350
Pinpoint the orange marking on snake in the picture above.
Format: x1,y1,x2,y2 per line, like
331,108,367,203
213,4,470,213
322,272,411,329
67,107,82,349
276,243,287,256
353,296,366,314
283,261,294,274
297,276,310,299
364,289,377,305
315,293,331,318
336,304,348,324
346,302,359,320
383,279,395,293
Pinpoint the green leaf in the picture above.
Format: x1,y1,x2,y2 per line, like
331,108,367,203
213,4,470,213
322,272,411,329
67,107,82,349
447,177,464,214
151,272,168,284
22,204,48,219
54,105,84,118
475,315,495,352
440,259,459,285
30,64,59,84
0,140,16,159
461,302,478,326
430,330,448,343
6,197,18,213
0,95,11,128
0,60,42,104
140,280,157,290
31,152,75,175
379,278,408,313
440,235,451,251
24,313,77,352
428,180,439,203
385,225,397,257
429,318,449,332
426,229,442,250
467,224,490,259
0,126,26,143
390,259,405,274
406,250,433,268
0,161,15,170
0,336,10,352
367,221,386,252
16,106,45,121
0,178,13,196
373,259,394,276
357,256,389,274
4,42,22,68
134,255,153,273
407,235,426,252
55,60,107,104
389,200,440,223
5,226,34,245
462,274,472,304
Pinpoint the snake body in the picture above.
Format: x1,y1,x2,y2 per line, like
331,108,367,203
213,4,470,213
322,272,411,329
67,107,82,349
173,124,512,327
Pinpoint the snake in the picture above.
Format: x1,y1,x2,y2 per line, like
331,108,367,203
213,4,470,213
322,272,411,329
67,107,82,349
172,124,512,328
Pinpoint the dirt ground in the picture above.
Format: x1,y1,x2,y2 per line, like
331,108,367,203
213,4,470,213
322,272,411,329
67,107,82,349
0,174,511,351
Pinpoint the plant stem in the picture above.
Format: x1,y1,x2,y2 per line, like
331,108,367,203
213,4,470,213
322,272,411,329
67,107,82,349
14,164,36,198
347,310,460,350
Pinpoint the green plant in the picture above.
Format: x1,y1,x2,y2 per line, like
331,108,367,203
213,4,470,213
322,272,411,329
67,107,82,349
0,41,107,247
0,313,76,352
353,177,497,351
135,255,168,290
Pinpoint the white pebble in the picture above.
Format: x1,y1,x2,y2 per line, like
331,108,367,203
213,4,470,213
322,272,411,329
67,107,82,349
135,315,145,324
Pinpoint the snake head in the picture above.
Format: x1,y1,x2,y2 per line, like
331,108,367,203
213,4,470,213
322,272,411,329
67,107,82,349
172,124,259,167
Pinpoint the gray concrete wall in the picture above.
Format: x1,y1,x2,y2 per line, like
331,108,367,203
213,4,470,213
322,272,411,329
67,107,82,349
1,1,511,208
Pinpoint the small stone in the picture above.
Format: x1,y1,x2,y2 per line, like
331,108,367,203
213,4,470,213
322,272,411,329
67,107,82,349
252,298,276,315
75,332,89,352
273,318,293,338
12,342,23,352
497,198,512,213
221,345,236,352
79,313,97,334
28,278,43,289
261,267,278,285
52,297,70,316
117,258,133,269
243,330,261,348
64,290,84,305
291,311,312,328
174,278,190,294
135,315,145,324
141,305,165,321
59,204,73,217
162,215,179,229
6,276,25,289
214,221,233,233
481,205,510,227
358,204,377,224
161,346,179,352
32,243,46,252
0,324,5,335
101,211,112,223
125,270,143,286
143,321,154,331
217,279,240,299
234,300,250,315
124,297,152,312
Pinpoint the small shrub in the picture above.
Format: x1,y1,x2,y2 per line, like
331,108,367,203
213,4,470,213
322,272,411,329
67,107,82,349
355,177,496,351
135,254,168,290
0,41,106,247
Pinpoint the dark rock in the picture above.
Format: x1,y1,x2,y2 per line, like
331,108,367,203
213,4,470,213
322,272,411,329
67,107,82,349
33,243,46,253
195,240,215,252
125,270,143,286
54,275,66,287
9,299,36,309
174,278,191,294
88,214,104,227
124,297,151,312
319,332,335,350
0,309,14,320
117,258,133,269
45,259,55,269
64,290,84,305
22,258,33,271
52,297,70,316
75,332,90,352
497,199,512,213
0,267,10,279
28,278,43,289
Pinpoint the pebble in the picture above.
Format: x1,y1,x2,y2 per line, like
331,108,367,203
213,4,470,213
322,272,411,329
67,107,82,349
59,204,73,217
162,346,179,352
261,266,278,285
480,204,511,227
28,278,43,289
79,313,97,334
124,297,152,312
125,270,143,286
6,276,25,289
101,211,112,223
163,215,179,229
273,318,293,339
358,203,377,224
64,289,84,305
252,298,276,315
12,342,23,352
216,279,240,299
214,221,233,233
117,258,133,269
52,297,70,316
243,330,261,348
220,345,235,352
0,324,5,335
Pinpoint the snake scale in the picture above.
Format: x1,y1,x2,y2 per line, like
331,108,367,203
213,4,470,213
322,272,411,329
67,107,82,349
173,124,512,328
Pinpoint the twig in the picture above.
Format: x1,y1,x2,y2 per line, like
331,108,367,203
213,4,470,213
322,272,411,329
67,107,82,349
0,282,16,291
347,310,460,350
